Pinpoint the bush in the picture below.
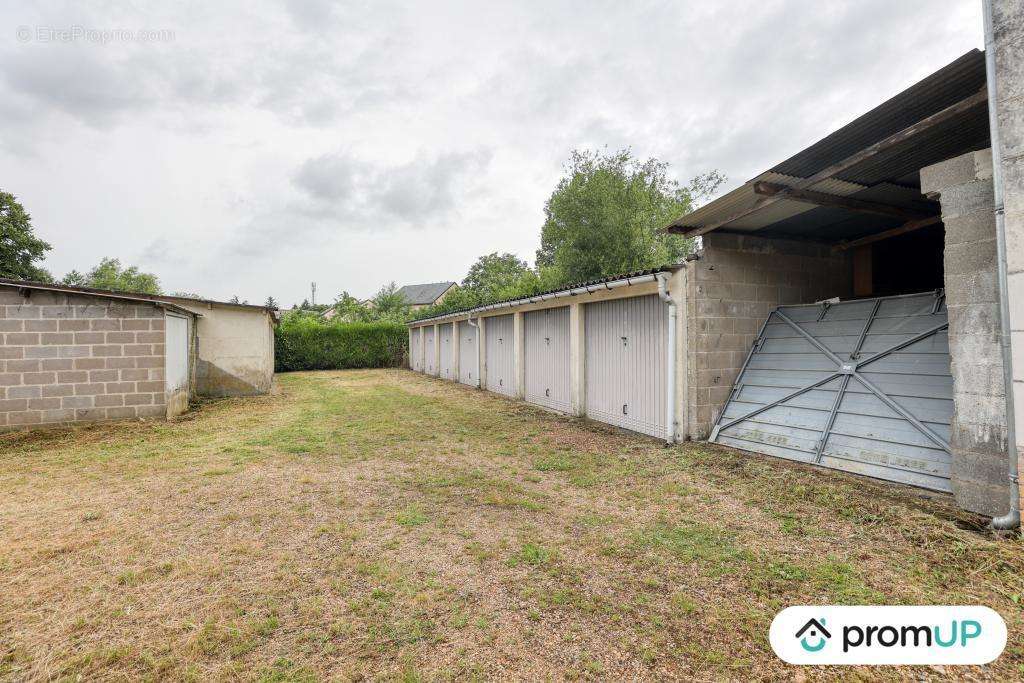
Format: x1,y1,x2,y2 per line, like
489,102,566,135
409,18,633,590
274,317,407,372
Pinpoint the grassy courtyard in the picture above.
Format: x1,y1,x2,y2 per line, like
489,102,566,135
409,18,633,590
0,369,1021,681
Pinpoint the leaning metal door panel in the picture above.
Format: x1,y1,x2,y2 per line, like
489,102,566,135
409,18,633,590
439,323,454,380
524,307,570,412
459,323,478,386
485,314,515,397
585,295,667,438
410,328,422,372
710,291,953,492
423,327,436,375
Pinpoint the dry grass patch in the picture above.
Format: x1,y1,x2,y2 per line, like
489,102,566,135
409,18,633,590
0,369,1021,681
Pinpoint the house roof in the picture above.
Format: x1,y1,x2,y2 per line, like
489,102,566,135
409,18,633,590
396,282,457,305
666,49,990,243
0,278,199,317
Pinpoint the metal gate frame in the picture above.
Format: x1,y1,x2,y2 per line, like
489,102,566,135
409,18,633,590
710,290,951,489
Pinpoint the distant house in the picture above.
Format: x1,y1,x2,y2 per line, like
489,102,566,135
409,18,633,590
396,282,457,311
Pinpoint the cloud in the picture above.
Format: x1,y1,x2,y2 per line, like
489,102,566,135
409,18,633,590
0,0,984,303
293,149,492,224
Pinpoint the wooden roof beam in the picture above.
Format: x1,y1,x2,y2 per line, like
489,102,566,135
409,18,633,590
752,181,936,221
666,87,987,237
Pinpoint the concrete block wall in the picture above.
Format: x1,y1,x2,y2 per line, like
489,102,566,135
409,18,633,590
684,232,853,438
0,288,169,430
921,149,1010,515
995,0,1024,514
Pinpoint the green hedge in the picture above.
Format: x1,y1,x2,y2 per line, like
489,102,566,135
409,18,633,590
274,318,408,372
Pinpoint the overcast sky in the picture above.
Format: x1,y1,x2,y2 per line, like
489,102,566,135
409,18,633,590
0,1,982,305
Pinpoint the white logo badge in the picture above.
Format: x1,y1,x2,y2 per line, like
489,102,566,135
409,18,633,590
770,606,1007,665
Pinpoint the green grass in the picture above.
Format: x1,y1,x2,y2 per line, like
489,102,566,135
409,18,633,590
0,369,1020,681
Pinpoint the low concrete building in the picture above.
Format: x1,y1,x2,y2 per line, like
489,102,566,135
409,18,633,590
155,295,277,397
0,280,198,430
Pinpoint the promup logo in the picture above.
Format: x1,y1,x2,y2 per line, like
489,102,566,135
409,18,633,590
795,618,830,652
770,606,1006,665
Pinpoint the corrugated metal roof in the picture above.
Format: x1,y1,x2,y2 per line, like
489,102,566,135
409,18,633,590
408,266,680,325
0,278,276,315
396,281,456,305
0,278,200,317
668,50,990,240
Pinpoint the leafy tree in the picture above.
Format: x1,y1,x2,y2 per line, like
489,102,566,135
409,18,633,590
537,148,724,285
330,291,370,322
0,190,52,281
369,281,411,323
461,252,534,301
264,296,278,309
63,257,162,294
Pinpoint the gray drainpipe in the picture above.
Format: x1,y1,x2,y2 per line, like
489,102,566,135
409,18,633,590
984,0,1020,530
466,315,481,388
656,272,677,445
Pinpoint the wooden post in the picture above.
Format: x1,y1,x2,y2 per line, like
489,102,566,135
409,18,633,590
853,245,873,296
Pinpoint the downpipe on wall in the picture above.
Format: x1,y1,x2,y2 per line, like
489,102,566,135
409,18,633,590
466,316,481,388
984,0,1020,530
657,272,676,446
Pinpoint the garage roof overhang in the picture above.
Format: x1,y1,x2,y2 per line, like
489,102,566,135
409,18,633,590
665,50,991,249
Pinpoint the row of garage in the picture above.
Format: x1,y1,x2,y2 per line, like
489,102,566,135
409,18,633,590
408,271,677,440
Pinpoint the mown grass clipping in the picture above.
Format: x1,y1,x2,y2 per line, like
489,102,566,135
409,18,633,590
274,317,407,371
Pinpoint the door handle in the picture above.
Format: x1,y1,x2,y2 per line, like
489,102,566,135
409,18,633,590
545,388,550,397
622,404,628,415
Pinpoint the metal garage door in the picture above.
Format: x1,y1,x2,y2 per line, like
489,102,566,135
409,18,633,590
439,323,454,380
410,328,422,372
585,295,667,438
459,322,478,386
524,307,570,412
485,314,515,397
423,326,437,375
710,291,953,492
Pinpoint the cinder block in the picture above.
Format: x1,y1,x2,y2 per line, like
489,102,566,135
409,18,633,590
105,381,135,394
57,371,87,384
136,405,166,418
24,320,57,332
74,332,105,344
92,345,123,357
106,406,138,419
124,393,153,406
74,408,105,422
40,306,74,319
28,397,61,410
89,370,118,382
90,319,120,331
7,386,40,399
0,347,24,360
124,344,151,356
136,357,162,369
120,369,149,381
0,399,28,412
6,306,41,319
40,332,74,345
0,320,23,332
57,346,90,359
40,409,75,423
22,372,55,385
94,394,124,408
8,411,41,425
105,357,136,369
40,359,73,371
136,380,164,393
61,396,93,409
58,319,90,332
73,383,105,396
73,357,106,370
105,331,135,343
122,320,149,331
41,385,74,398
5,332,39,345
136,331,163,344
6,359,39,373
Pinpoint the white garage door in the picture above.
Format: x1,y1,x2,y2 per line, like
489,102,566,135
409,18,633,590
485,315,515,397
524,307,570,412
410,328,422,371
585,295,667,438
459,322,478,386
165,313,190,394
423,326,436,375
439,323,454,380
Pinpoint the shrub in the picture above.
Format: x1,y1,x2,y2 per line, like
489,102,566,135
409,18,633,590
274,317,407,372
